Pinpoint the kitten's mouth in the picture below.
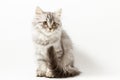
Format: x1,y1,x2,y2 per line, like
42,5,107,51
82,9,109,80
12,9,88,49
47,28,55,32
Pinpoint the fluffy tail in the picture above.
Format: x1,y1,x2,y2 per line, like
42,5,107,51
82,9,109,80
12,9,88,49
47,46,80,78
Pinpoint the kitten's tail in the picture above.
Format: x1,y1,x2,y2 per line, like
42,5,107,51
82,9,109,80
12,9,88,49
47,46,80,78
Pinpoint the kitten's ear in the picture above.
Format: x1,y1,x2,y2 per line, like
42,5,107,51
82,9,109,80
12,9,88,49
35,7,43,15
55,9,62,18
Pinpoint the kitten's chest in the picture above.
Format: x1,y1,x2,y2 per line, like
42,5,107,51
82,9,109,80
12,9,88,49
35,31,60,45
36,40,62,57
41,38,62,50
33,30,62,55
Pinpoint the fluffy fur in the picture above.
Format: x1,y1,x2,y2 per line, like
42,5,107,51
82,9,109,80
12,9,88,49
32,7,80,78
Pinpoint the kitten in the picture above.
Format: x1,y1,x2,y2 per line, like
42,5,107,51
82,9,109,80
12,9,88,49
32,7,80,78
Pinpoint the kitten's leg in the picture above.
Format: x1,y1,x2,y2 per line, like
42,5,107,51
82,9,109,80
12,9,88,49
36,60,47,77
45,50,63,78
36,53,47,77
45,68,54,78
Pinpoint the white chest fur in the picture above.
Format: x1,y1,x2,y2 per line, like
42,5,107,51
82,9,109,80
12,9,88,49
33,29,62,59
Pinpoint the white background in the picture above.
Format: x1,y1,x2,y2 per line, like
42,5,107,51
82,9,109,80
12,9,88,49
0,0,120,80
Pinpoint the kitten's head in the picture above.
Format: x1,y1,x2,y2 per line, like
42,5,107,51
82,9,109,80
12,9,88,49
33,7,62,35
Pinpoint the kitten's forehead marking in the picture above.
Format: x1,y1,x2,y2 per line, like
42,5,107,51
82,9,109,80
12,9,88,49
47,12,54,24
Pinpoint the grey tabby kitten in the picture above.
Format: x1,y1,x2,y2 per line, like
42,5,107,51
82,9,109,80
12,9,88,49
32,7,80,78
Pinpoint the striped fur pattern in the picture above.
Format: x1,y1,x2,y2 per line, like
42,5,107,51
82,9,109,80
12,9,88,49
32,7,80,78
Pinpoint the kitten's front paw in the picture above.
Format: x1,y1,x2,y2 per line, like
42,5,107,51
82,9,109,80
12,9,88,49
45,71,54,78
36,69,45,77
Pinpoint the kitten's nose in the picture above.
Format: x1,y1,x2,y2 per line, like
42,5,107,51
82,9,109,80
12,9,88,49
49,28,52,30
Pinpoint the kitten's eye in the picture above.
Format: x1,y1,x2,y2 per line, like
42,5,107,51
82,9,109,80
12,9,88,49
53,22,58,26
43,21,47,25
